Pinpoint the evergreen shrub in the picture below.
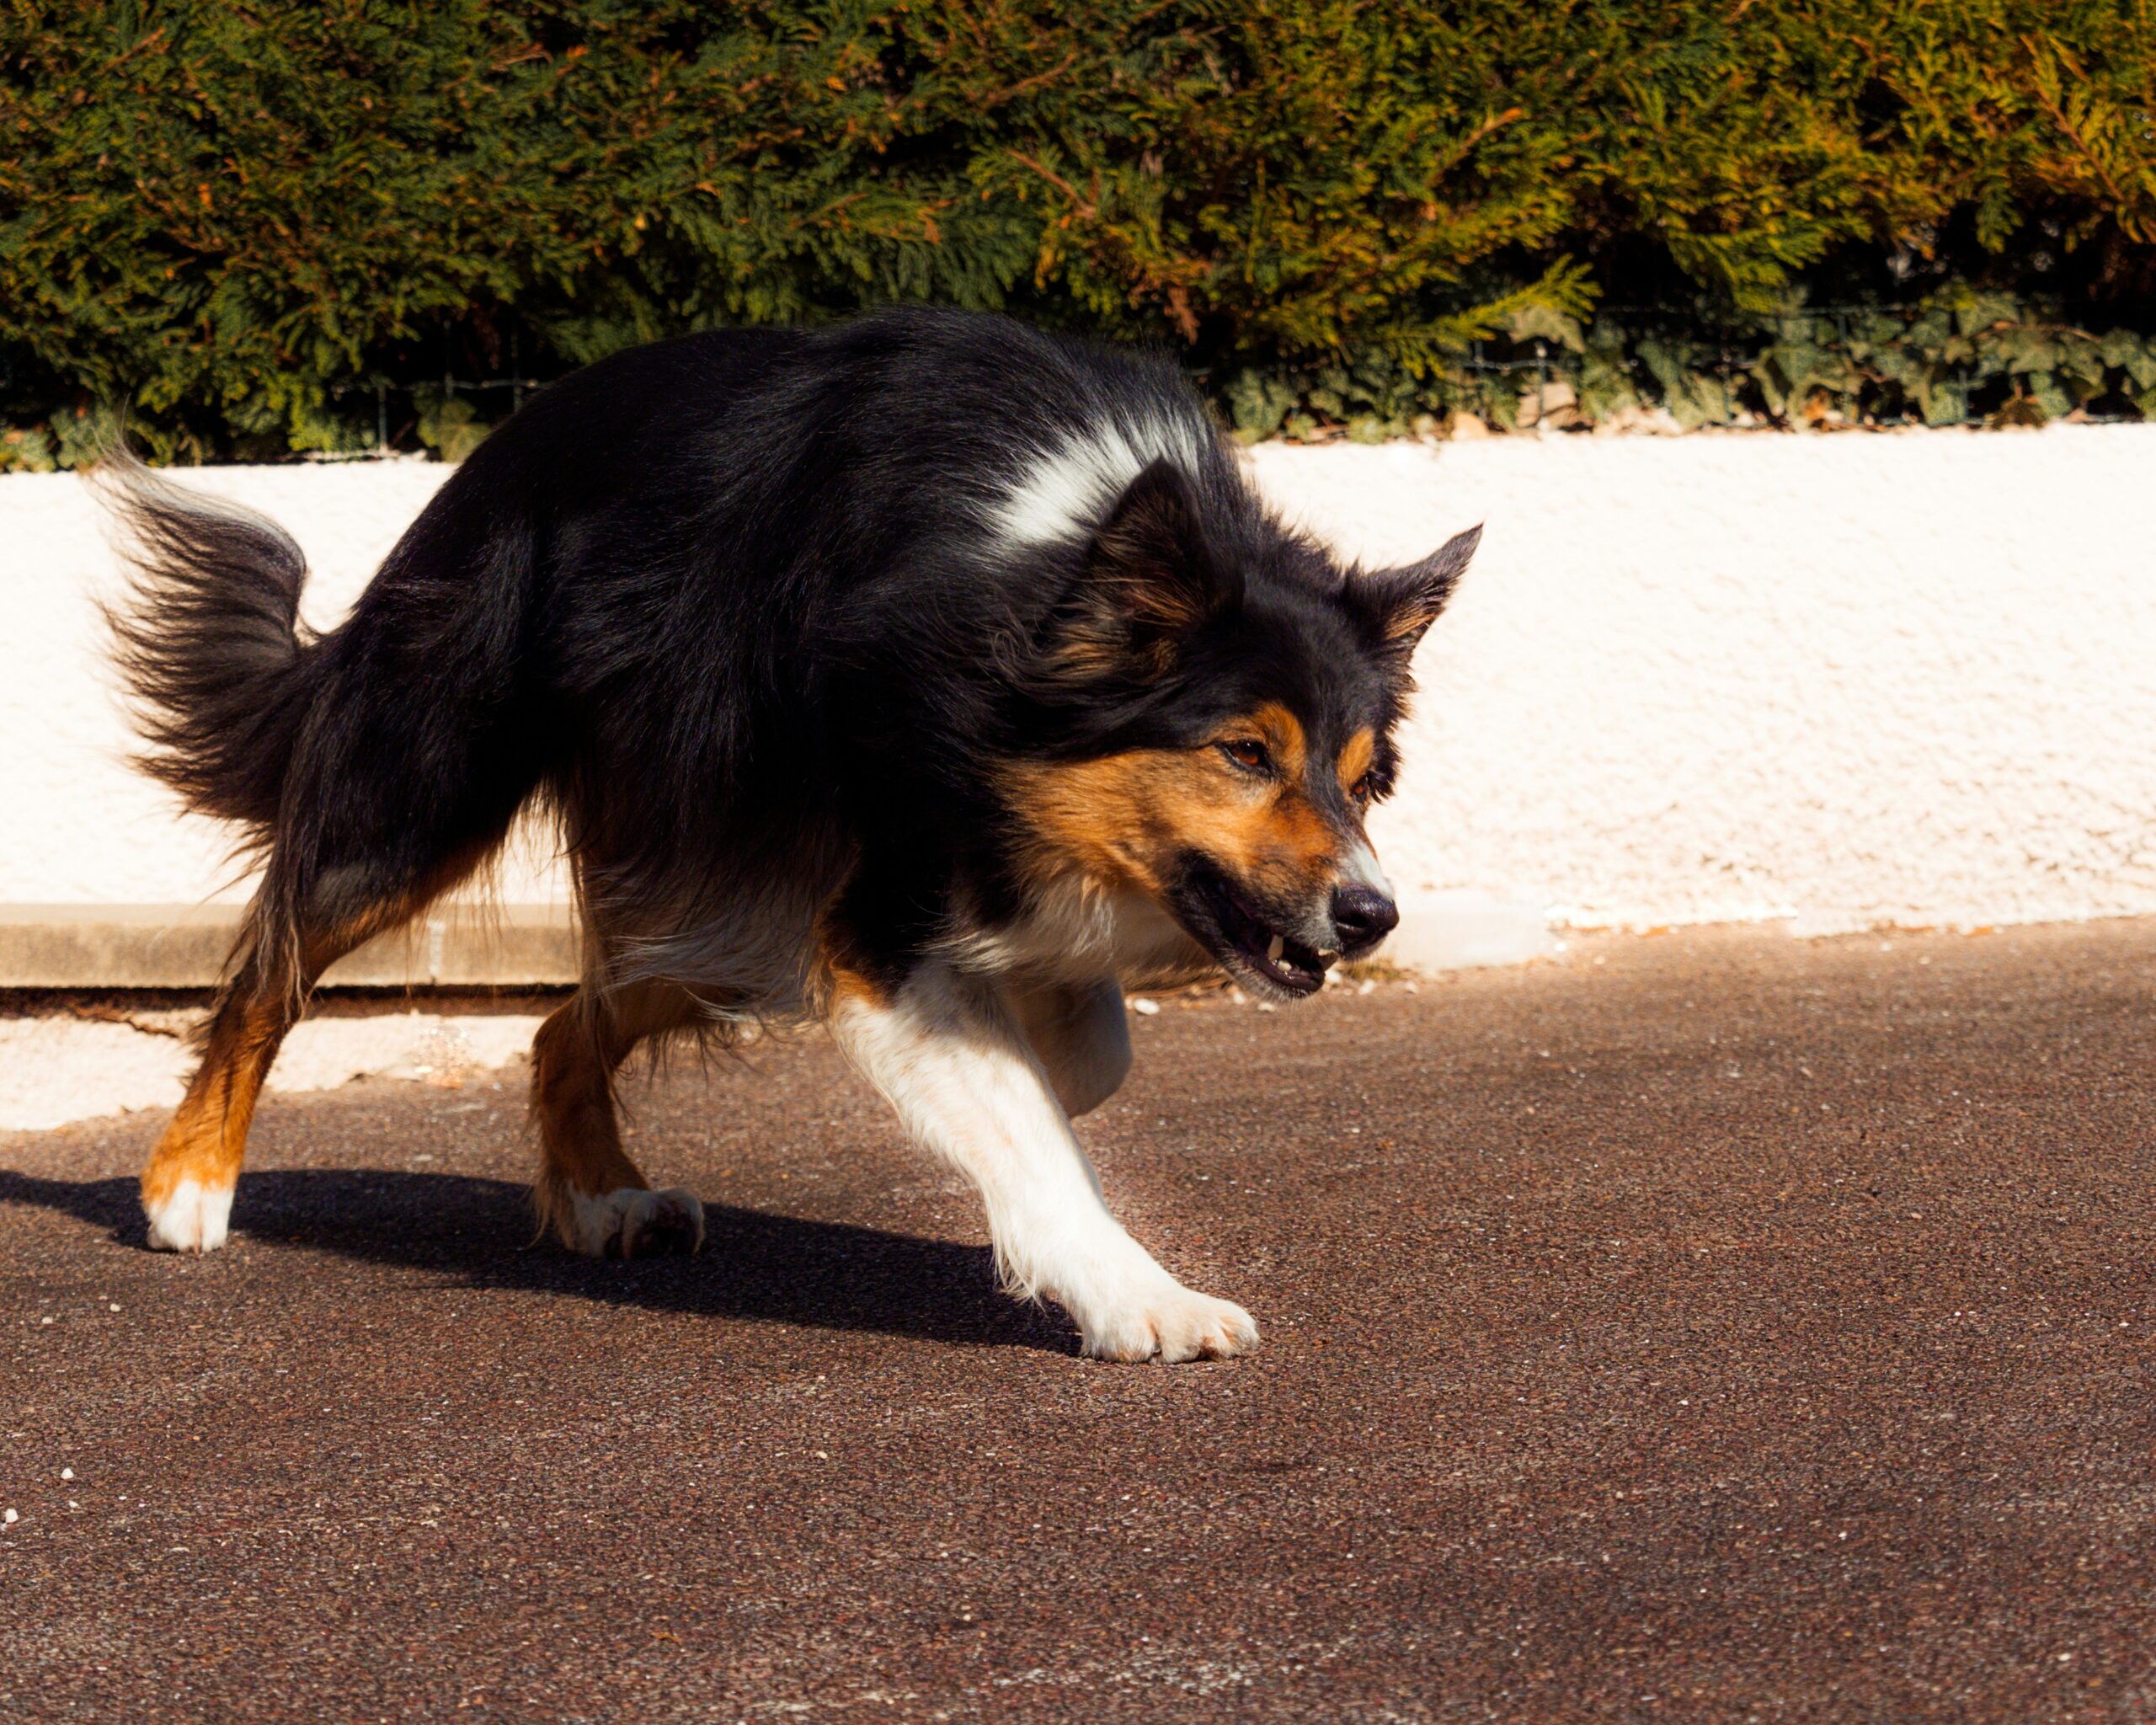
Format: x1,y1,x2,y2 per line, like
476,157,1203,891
3,1,2152,462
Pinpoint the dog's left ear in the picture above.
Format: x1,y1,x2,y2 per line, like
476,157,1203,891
1038,458,1242,680
1349,525,1482,651
1084,457,1241,634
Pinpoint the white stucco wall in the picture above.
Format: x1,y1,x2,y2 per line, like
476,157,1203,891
1249,429,2156,930
3,427,2152,935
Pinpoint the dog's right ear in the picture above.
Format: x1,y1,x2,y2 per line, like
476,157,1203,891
1348,524,1481,654
1037,459,1242,681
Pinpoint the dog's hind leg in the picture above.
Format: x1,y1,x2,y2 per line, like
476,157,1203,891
140,949,300,1253
111,450,559,1252
141,861,474,1252
141,667,538,1254
529,980,707,1259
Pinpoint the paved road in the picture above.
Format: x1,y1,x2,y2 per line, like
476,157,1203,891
3,924,2153,1722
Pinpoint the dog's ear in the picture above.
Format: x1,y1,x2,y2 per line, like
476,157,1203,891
1039,459,1241,680
1349,525,1481,652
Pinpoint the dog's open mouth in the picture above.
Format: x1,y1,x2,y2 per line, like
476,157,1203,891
1189,868,1330,997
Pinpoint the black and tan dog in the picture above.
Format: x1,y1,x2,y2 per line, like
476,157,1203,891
102,308,1477,1361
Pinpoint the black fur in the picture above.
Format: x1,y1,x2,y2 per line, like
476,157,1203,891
100,308,1470,1018
99,451,314,833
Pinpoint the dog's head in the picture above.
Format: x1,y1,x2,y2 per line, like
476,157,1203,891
1000,457,1480,999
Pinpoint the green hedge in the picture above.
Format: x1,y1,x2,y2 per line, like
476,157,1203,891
3,1,2153,463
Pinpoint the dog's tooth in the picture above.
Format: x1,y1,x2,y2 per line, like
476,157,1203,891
1267,934,1285,963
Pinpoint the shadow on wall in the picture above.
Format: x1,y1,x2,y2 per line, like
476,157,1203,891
0,1166,1077,1357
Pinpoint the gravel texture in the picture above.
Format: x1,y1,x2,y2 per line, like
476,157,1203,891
0,1005,551,1132
2,921,2152,1722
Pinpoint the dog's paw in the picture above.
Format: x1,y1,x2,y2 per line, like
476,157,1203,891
1073,1279,1260,1364
568,1187,705,1260
144,1177,233,1254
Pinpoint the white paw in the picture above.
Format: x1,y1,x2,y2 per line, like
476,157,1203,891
1059,1263,1260,1364
568,1187,705,1260
144,1177,233,1254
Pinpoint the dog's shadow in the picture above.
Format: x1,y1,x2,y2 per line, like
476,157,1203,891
0,1167,1077,1355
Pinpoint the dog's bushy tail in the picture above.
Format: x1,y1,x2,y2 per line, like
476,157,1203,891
95,450,318,841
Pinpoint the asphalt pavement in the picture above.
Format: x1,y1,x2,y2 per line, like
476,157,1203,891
3,922,2153,1722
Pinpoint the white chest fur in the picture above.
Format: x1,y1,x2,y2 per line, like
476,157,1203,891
943,875,1218,992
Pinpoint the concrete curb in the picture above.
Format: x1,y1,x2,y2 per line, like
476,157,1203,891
1380,891,1556,971
0,896,1545,989
0,905,579,989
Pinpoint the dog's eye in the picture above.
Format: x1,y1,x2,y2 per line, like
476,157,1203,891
1349,776,1374,804
1219,739,1273,774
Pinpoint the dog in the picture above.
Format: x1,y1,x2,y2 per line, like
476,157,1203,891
100,307,1478,1362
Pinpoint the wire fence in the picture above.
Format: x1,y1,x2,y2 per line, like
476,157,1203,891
1433,303,2152,433
331,370,552,452
8,303,2151,462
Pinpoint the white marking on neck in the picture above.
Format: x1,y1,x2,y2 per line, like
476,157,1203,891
939,876,1209,988
989,416,1208,548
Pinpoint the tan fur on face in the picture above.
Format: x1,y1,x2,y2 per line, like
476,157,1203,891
1337,727,1375,794
1000,703,1353,908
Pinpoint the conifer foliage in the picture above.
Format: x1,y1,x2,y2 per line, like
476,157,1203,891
2,2,2151,461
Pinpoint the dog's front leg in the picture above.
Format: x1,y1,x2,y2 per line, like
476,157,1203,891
824,959,1257,1362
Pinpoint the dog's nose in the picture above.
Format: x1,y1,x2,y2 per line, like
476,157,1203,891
1331,884,1399,953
